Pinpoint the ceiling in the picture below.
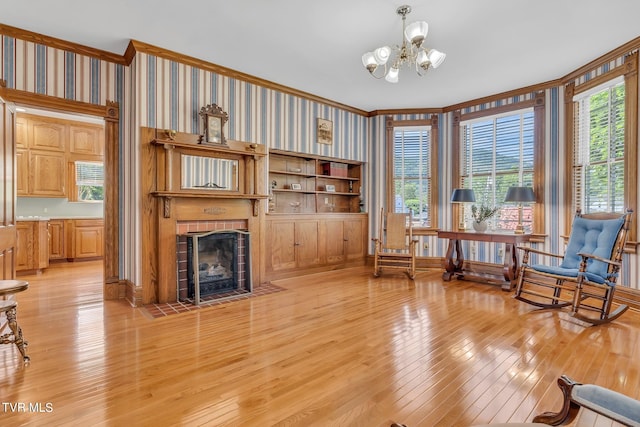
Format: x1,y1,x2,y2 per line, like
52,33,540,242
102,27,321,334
2,0,640,111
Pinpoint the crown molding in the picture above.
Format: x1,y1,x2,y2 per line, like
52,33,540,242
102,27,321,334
2,23,639,117
127,40,370,117
444,79,561,113
368,107,443,117
0,23,127,66
561,35,640,84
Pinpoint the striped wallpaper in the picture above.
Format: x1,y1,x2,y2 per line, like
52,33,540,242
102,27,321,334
1,32,638,290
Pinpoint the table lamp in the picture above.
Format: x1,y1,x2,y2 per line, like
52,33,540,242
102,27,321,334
504,186,535,234
451,188,476,230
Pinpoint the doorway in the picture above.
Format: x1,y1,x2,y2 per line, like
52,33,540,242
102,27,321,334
0,86,120,300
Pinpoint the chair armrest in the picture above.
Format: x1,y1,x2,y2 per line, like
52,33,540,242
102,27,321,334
533,375,640,426
571,383,640,426
576,251,622,267
516,245,564,259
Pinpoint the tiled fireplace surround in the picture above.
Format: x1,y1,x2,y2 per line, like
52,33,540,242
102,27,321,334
176,219,249,302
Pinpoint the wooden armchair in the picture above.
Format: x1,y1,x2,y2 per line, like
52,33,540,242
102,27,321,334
373,208,417,279
514,209,632,325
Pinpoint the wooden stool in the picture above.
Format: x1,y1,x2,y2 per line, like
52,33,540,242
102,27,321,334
0,280,29,363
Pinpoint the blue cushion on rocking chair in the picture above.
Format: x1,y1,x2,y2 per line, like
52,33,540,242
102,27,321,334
560,216,624,281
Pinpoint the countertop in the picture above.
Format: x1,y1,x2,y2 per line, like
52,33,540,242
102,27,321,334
16,216,104,221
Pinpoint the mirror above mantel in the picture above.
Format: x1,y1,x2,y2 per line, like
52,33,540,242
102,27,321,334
148,130,268,217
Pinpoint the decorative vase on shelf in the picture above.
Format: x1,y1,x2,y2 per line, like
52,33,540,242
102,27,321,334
472,220,488,232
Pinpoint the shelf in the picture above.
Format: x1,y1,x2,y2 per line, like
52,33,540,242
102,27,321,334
272,189,316,194
268,150,363,214
269,170,317,178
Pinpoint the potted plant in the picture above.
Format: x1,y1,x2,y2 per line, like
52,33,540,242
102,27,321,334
471,205,499,232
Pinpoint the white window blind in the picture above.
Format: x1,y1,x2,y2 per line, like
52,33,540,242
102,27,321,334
75,161,104,201
393,126,431,226
460,109,534,231
573,78,625,213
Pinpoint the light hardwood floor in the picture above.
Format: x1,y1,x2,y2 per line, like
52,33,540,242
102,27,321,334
1,261,639,426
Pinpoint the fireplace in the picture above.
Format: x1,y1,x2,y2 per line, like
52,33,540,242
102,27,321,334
178,229,251,305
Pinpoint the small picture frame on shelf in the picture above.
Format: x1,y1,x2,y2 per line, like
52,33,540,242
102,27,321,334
324,184,336,192
290,183,302,190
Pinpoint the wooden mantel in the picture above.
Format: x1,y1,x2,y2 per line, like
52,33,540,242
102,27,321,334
139,127,267,305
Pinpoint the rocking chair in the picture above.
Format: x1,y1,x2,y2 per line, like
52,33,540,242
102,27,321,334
373,208,417,279
514,209,632,325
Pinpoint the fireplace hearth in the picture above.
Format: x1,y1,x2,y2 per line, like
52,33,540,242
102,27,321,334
178,229,251,305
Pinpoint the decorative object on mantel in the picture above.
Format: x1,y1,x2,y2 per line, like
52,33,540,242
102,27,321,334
361,4,446,83
504,186,536,234
199,103,228,146
164,129,176,140
317,118,333,145
471,204,499,233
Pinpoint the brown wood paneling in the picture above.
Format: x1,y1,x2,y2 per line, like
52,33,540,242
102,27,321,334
0,97,16,279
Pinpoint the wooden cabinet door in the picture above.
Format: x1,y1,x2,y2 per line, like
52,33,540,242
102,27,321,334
70,124,104,156
74,224,104,258
266,221,296,271
30,151,65,197
344,217,366,262
30,117,66,151
325,219,345,264
49,220,66,260
295,220,321,268
15,222,34,271
16,148,29,196
16,117,28,149
36,221,49,269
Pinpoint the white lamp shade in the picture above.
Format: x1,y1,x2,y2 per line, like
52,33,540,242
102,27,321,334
427,49,446,68
405,21,428,46
385,67,399,83
416,50,429,67
362,52,377,68
373,46,391,65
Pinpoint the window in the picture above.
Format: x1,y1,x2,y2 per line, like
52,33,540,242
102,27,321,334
460,109,535,231
565,54,637,243
392,125,432,226
572,77,625,213
74,161,104,202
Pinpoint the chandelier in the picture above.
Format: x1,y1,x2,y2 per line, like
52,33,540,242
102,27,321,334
361,4,446,83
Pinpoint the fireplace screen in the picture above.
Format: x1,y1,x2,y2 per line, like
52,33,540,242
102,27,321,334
180,229,251,305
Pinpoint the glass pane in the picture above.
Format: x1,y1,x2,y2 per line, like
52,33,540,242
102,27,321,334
393,126,431,225
585,163,608,212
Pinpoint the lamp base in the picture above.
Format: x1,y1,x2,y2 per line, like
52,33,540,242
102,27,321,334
514,224,525,234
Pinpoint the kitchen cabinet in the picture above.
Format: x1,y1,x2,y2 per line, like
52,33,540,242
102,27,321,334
69,123,105,157
16,113,104,198
29,151,66,197
69,219,104,260
48,219,66,260
16,220,49,273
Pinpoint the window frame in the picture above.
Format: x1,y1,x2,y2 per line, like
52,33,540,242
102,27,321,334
68,160,105,203
564,53,637,246
452,92,545,238
385,115,439,231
